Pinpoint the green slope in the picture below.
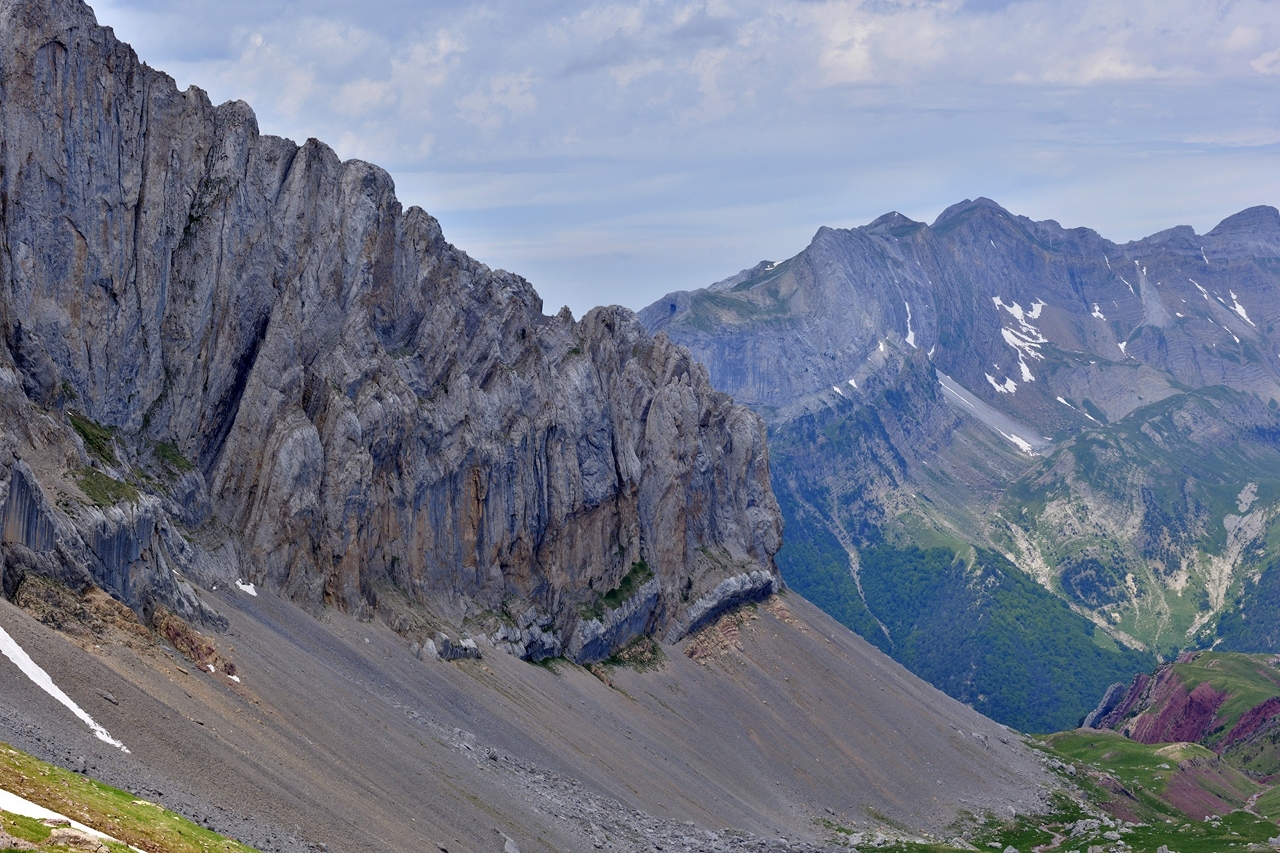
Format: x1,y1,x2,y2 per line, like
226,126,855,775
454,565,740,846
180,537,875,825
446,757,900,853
778,530,1154,733
0,742,258,853
1000,386,1280,655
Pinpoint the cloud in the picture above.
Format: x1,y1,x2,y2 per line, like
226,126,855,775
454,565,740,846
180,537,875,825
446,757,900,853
1252,47,1280,75
88,0,1280,316
457,72,538,129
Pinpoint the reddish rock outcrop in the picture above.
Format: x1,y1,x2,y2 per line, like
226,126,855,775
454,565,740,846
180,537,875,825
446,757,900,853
1126,680,1228,745
1220,696,1280,751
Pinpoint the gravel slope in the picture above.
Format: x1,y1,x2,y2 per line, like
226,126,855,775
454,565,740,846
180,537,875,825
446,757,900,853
0,590,1054,852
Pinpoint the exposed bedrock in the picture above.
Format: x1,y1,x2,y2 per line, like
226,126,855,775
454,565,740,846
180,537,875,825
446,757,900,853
566,575,661,663
0,0,782,657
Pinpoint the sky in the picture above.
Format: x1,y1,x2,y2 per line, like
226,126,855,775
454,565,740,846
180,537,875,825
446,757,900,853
88,0,1280,317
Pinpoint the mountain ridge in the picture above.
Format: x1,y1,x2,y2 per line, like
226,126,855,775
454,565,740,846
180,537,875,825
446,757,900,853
0,0,781,665
642,196,1280,731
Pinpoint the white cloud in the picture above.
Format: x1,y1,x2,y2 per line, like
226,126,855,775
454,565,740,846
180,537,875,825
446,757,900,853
457,72,538,129
1252,47,1280,75
85,0,1280,316
335,78,396,116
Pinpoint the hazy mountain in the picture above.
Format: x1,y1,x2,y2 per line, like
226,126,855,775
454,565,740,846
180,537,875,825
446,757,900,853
643,197,1280,732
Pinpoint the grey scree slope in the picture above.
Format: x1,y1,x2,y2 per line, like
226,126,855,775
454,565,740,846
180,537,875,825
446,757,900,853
0,589,1053,853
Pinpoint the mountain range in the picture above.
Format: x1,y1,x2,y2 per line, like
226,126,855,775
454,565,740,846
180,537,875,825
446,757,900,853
643,197,1280,732
0,1,1065,851
7,0,1280,848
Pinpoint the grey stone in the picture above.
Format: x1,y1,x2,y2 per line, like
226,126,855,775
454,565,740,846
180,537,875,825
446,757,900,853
0,0,782,652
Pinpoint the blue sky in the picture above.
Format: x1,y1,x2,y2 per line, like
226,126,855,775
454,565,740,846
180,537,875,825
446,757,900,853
90,0,1280,317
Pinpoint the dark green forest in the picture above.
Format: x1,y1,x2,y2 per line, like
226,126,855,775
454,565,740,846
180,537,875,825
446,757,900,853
777,510,1154,733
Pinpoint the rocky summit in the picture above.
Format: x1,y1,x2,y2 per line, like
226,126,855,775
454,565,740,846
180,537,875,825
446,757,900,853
644,197,1280,732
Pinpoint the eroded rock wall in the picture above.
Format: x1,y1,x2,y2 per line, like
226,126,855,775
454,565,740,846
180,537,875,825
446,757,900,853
0,0,781,654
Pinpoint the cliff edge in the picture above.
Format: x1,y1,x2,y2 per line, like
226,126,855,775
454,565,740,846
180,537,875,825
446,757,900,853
0,0,781,662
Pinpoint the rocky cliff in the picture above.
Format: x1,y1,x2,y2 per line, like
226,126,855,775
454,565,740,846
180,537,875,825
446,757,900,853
1088,652,1280,785
0,0,781,663
643,197,1280,731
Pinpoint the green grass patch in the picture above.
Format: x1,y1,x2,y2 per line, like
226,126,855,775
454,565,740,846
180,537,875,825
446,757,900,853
0,742,259,853
68,412,117,466
579,562,655,620
960,736,1280,852
0,810,52,844
600,561,652,611
75,469,138,507
532,655,569,673
1043,729,1197,797
154,441,194,473
1253,784,1280,820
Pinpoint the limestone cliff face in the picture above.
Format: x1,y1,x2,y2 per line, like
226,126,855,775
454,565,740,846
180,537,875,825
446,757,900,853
0,0,780,658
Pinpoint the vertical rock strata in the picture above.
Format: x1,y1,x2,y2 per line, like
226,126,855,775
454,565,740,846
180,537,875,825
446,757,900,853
0,0,781,659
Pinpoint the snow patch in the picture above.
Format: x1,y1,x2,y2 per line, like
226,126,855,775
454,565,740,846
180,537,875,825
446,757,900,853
1000,328,1041,382
903,302,916,348
228,674,241,683
993,297,1047,384
1229,290,1256,326
1118,341,1127,355
986,373,1017,394
0,789,146,853
1201,246,1210,265
878,340,885,353
1118,275,1134,294
996,430,1034,454
1057,396,1074,408
235,579,257,596
1091,303,1106,320
1191,279,1209,300
993,296,1027,324
832,385,845,397
0,624,128,752
847,378,857,389
1104,255,1111,270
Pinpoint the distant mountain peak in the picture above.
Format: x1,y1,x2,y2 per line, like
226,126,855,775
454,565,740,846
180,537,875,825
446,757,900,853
643,197,1280,733
1209,204,1280,237
931,196,1012,228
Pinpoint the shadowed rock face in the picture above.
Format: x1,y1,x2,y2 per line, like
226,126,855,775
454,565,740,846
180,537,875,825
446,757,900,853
0,0,780,657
